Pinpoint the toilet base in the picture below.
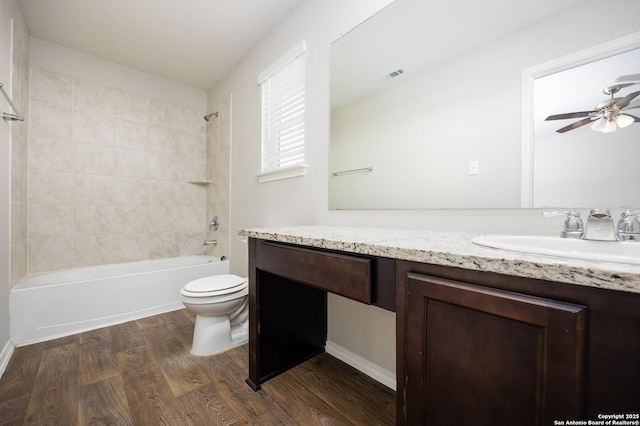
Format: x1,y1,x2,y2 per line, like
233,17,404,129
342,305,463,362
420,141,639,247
191,315,248,356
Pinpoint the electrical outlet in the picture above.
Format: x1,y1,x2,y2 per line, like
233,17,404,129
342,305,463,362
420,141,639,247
468,160,479,175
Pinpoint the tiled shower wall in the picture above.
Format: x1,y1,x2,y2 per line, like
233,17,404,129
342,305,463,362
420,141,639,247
205,96,232,259
10,16,30,287
27,67,210,273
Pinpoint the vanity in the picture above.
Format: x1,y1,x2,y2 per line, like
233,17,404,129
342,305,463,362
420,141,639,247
239,226,640,425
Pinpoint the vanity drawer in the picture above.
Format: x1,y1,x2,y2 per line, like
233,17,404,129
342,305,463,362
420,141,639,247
257,241,372,304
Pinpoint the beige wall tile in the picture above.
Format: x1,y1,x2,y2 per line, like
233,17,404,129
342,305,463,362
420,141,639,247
149,152,178,180
115,119,149,150
28,236,76,273
114,148,149,178
25,69,218,272
74,80,115,113
30,102,72,139
11,154,28,204
74,142,115,175
73,110,115,145
11,201,27,243
179,231,206,256
177,206,206,232
149,99,181,130
28,204,74,238
75,175,149,206
11,243,27,287
28,170,75,205
30,68,73,108
114,90,151,123
29,135,73,172
149,232,179,258
11,21,31,288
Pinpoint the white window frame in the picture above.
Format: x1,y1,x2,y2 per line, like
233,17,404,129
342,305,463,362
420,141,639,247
255,40,307,183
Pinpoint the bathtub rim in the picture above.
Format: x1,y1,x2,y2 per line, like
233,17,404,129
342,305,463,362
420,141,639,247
15,255,224,290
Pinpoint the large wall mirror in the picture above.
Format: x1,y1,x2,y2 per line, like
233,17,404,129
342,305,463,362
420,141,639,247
329,0,640,210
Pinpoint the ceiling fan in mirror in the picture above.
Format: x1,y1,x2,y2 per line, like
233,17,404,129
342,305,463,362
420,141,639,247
545,82,640,133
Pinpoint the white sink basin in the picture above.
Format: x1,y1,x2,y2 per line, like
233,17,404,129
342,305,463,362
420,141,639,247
472,235,640,265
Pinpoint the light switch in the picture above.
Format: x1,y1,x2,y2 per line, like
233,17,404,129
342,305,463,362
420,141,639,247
468,160,479,175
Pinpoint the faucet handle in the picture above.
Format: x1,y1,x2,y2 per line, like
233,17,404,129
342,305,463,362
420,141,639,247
620,209,640,218
542,209,584,239
617,209,640,241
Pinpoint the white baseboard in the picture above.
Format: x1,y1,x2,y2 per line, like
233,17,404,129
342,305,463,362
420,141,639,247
0,339,15,380
325,340,396,390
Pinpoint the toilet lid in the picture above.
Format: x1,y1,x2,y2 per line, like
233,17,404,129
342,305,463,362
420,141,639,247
183,274,246,294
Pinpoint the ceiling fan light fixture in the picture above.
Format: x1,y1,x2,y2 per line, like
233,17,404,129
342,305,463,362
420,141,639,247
601,118,618,133
616,113,635,128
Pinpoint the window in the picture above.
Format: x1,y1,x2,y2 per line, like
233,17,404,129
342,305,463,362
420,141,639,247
256,41,307,183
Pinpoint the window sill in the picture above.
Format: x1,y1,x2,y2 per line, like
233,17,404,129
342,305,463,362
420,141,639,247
255,164,307,183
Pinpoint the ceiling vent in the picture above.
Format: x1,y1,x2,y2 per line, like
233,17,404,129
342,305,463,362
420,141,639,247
381,68,405,81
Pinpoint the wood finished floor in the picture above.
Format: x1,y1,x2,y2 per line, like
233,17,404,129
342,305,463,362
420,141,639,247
0,308,395,425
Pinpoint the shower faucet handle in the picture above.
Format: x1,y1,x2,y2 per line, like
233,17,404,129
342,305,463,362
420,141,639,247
542,209,584,239
209,216,219,231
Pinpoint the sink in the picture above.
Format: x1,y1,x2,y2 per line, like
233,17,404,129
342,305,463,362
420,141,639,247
472,234,640,265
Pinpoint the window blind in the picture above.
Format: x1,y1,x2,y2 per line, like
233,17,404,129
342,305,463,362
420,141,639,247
259,41,306,176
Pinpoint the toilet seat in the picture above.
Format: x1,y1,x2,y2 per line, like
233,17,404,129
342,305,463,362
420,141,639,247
181,274,247,298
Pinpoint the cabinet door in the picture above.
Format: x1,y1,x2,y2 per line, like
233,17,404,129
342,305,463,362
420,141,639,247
403,273,586,426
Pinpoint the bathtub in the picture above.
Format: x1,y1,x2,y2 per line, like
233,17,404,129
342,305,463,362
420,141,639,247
10,256,229,345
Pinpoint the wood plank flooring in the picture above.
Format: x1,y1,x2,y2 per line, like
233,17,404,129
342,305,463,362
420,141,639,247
0,309,395,425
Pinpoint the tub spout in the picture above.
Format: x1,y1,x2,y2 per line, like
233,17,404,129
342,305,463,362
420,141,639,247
203,240,217,246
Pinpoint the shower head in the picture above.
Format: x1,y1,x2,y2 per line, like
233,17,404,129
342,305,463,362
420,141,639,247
204,112,219,121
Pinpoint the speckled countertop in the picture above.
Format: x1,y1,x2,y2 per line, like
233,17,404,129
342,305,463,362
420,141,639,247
238,226,640,295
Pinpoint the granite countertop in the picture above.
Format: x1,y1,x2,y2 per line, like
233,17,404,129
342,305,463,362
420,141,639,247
238,225,640,295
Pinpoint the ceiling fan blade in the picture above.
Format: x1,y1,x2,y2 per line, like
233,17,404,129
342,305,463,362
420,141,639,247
626,114,640,122
615,90,640,108
604,82,640,94
555,117,593,133
615,82,640,89
616,74,640,83
545,111,594,121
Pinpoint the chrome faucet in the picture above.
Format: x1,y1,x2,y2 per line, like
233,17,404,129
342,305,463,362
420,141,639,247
584,208,618,241
542,209,584,238
617,209,640,241
209,216,219,231
203,240,218,246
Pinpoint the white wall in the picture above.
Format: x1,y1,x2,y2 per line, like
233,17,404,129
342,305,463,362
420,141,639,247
210,0,640,376
30,39,206,112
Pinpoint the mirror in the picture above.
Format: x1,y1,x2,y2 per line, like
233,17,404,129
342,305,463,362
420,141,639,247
329,0,640,210
523,44,640,208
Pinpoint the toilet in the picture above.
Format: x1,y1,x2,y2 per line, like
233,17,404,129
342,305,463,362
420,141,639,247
180,274,249,356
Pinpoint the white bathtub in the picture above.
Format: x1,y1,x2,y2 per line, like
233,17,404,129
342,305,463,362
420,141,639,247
10,256,229,345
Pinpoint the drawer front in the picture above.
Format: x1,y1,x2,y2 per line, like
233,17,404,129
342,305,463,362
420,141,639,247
257,242,372,304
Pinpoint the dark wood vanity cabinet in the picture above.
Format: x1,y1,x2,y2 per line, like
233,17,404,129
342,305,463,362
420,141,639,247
246,237,640,424
400,271,586,425
397,261,640,426
246,238,396,391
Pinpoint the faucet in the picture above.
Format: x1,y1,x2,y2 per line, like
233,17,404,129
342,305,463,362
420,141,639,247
617,209,640,241
584,208,618,241
209,216,219,231
203,240,218,246
542,209,584,238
